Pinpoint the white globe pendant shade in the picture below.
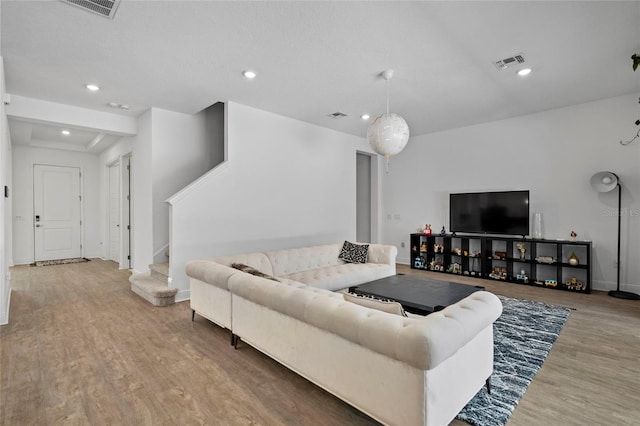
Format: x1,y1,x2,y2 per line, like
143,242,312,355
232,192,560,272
367,112,410,157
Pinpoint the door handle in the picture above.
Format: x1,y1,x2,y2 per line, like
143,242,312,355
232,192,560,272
35,224,42,228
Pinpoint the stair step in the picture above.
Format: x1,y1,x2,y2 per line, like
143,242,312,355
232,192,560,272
130,273,177,307
149,262,169,281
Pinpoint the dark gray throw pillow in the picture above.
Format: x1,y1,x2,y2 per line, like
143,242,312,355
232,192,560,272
339,240,369,264
231,263,279,281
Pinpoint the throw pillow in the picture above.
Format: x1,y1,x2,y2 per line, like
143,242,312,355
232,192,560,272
343,293,407,317
231,263,279,282
339,240,369,264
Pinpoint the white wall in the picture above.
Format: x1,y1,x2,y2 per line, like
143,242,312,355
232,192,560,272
383,93,640,293
169,102,375,300
12,146,101,264
130,109,153,274
151,108,211,263
0,56,12,325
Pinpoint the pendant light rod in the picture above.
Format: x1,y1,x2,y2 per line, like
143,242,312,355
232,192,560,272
381,69,394,114
386,79,390,114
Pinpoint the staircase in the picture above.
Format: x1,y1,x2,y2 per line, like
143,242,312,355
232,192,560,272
130,263,178,306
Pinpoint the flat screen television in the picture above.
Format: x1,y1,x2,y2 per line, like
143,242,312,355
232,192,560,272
449,190,530,236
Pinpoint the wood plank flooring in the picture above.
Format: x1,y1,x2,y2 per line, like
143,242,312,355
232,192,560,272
1,260,639,425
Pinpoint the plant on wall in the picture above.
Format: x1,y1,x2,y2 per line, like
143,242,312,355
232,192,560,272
620,53,640,145
635,53,640,123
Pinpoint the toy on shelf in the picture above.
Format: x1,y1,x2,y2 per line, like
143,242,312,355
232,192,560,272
489,266,507,280
452,247,462,256
516,243,527,260
420,243,427,252
493,251,507,260
430,261,444,272
433,243,444,253
440,226,447,236
544,279,558,288
447,263,462,274
565,277,584,291
423,224,432,235
536,256,555,264
570,231,577,241
516,268,529,283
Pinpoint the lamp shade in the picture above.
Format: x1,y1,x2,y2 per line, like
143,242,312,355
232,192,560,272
590,171,619,193
367,113,410,157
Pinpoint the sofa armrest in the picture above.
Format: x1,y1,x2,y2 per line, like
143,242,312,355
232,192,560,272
186,260,239,291
367,244,398,266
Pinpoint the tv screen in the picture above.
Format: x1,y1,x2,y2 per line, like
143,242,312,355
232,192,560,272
449,190,530,236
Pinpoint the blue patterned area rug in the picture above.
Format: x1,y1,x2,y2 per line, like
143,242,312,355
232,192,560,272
456,295,571,426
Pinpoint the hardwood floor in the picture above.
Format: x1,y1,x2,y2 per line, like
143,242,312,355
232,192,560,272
1,260,638,425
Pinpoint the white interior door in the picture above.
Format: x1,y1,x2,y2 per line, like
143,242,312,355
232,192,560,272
108,163,120,262
33,165,82,261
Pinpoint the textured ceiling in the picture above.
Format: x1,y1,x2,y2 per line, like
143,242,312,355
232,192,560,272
2,1,640,149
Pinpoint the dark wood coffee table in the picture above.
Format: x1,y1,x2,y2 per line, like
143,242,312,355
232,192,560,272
349,274,484,315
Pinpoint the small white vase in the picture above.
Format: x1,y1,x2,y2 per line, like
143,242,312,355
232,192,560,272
532,213,543,239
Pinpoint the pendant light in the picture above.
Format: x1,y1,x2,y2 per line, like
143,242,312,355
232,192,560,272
366,69,410,172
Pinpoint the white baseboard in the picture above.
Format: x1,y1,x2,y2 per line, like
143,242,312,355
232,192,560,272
0,288,11,325
174,288,190,303
593,279,640,294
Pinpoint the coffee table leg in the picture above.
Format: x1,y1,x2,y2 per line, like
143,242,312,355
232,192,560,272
486,377,492,394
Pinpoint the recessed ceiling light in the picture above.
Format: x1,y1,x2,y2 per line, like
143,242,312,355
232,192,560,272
242,70,257,79
517,68,532,76
61,130,71,135
85,83,100,91
361,114,370,120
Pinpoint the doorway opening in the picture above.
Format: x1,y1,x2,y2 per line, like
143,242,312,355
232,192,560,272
356,153,372,243
108,162,120,263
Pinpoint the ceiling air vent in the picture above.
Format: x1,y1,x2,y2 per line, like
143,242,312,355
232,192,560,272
62,0,122,19
493,53,526,71
328,112,348,119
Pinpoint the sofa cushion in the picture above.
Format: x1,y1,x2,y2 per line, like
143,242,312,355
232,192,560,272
231,263,279,282
282,263,395,292
343,293,407,317
266,244,344,276
339,241,369,263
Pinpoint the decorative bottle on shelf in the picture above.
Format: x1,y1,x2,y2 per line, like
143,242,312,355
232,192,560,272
532,213,543,239
568,252,580,266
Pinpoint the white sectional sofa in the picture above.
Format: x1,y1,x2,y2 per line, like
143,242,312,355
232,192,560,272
186,243,502,426
187,243,398,330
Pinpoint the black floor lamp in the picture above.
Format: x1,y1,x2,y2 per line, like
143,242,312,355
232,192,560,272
590,171,640,300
